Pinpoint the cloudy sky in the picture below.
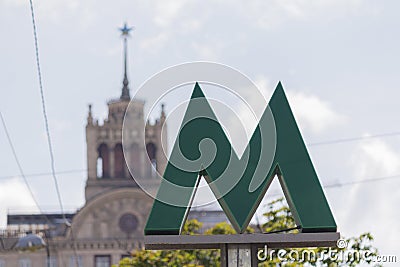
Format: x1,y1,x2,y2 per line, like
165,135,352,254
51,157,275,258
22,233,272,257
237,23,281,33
0,0,399,263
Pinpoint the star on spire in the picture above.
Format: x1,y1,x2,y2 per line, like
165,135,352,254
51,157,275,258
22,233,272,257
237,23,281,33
120,23,133,37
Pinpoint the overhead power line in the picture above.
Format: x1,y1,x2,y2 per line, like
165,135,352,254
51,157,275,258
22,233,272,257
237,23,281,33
1,113,42,210
264,174,400,200
0,169,86,180
28,0,65,217
308,131,400,146
1,112,53,226
28,1,81,265
323,174,400,188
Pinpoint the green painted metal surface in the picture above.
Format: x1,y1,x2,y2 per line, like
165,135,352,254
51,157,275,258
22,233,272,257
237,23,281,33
145,82,336,235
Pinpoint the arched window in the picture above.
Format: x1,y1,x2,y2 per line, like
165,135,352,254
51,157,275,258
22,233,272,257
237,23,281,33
146,143,157,178
97,143,109,178
114,143,125,178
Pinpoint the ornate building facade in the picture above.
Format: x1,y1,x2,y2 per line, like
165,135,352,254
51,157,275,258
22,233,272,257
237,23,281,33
0,24,226,267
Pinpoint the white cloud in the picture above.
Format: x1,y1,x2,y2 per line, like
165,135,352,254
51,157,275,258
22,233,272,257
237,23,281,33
236,0,369,29
179,19,203,33
153,0,188,27
337,139,400,255
53,120,71,133
2,0,26,7
288,90,346,134
254,76,346,134
192,41,226,61
139,32,170,53
0,178,39,228
352,138,400,177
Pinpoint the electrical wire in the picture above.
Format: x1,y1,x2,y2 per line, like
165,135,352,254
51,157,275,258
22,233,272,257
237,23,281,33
324,174,400,188
28,1,80,265
308,131,400,146
263,174,400,205
0,112,53,226
28,0,65,218
1,113,44,214
0,169,86,180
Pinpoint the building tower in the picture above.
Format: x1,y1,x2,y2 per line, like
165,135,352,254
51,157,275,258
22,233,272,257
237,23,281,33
85,23,167,201
0,23,225,267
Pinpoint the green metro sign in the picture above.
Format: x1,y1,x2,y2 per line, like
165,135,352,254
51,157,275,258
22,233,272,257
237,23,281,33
145,82,336,235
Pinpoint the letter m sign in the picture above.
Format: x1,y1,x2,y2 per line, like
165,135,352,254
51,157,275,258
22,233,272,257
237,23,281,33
145,82,337,235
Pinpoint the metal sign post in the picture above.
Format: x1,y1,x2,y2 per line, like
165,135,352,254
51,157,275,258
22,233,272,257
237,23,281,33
223,244,253,267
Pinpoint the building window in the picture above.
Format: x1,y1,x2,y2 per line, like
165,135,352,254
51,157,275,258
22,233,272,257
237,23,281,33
95,255,111,267
46,256,57,267
97,157,103,177
118,213,139,236
97,143,110,178
19,258,31,267
69,256,82,267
